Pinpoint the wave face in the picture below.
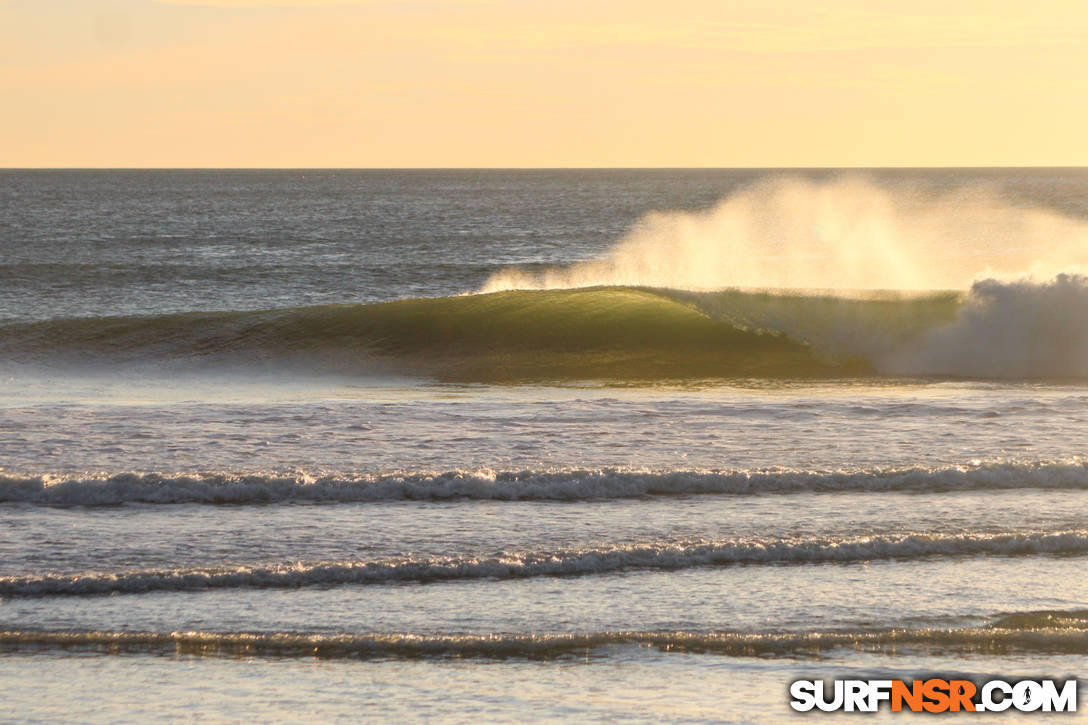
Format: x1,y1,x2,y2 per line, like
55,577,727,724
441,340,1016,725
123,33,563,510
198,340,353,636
4,277,1088,381
5,462,1088,506
0,287,843,381
3,610,1087,659
4,531,1085,598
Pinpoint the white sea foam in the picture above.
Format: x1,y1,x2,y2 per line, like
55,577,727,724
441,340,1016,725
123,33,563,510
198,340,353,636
3,462,1087,506
884,275,1088,378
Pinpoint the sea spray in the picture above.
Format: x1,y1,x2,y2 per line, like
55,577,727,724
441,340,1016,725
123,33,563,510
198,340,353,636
481,176,1088,293
884,275,1088,378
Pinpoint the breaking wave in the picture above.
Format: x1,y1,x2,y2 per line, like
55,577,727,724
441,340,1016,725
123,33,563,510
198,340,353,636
5,177,1088,381
884,275,1088,378
5,461,1088,506
3,609,1087,660
0,287,839,381
4,530,1085,598
2,277,1087,381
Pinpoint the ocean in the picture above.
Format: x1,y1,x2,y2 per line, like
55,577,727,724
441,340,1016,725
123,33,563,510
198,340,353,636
2,169,1087,722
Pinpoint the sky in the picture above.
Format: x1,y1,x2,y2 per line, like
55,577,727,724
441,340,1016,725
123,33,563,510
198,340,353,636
2,0,1087,167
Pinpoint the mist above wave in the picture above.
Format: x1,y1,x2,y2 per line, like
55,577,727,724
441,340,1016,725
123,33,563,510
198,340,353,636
478,177,1088,378
482,176,1088,293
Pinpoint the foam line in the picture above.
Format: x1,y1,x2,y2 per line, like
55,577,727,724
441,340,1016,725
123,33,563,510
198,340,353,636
4,530,1085,598
4,462,1088,506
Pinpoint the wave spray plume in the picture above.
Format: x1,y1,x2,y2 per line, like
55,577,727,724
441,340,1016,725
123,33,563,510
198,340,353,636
482,176,1088,293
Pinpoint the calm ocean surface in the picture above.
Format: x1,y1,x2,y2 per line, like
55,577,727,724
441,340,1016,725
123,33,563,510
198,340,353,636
2,169,1087,722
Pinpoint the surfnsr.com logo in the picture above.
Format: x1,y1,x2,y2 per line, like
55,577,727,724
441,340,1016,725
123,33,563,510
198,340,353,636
789,679,1077,713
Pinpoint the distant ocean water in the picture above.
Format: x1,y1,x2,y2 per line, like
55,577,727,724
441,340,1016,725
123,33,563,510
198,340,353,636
2,169,1087,722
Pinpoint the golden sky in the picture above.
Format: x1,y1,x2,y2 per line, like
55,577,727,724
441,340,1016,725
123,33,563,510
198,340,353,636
2,0,1087,167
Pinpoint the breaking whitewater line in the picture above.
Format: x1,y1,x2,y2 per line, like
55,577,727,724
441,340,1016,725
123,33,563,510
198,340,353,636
3,530,1086,598
4,461,1088,506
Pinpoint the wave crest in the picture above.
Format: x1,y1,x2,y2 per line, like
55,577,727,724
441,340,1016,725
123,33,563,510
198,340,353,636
3,617,1087,660
4,530,1085,598
885,275,1088,378
5,462,1088,506
4,277,1088,381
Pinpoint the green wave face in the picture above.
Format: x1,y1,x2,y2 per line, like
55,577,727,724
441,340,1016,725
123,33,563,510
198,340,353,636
0,287,966,382
669,288,962,360
340,287,854,381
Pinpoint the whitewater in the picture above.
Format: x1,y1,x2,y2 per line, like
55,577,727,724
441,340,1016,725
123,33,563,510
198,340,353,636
2,169,1087,722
